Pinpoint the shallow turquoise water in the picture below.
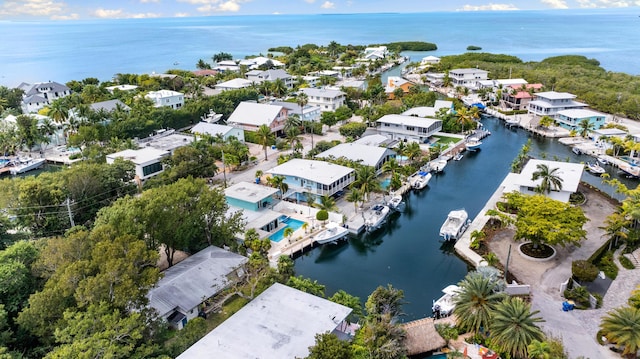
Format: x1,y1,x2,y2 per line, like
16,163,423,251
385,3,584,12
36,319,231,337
270,218,306,243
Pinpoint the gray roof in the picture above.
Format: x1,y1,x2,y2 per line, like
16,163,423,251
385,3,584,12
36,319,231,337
225,181,279,203
89,99,130,112
227,101,284,127
300,87,345,99
148,246,247,317
557,109,604,119
449,68,489,75
535,91,576,100
191,122,236,137
267,159,354,186
176,283,352,359
353,134,393,147
518,159,583,192
377,114,442,128
315,143,395,167
22,94,47,104
22,81,70,96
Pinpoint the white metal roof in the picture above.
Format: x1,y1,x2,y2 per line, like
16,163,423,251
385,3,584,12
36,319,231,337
176,283,351,359
557,109,605,119
191,122,236,137
402,107,437,118
517,159,583,193
300,87,345,99
145,90,183,99
377,114,442,128
315,143,395,167
214,78,253,89
354,134,392,147
266,159,354,186
449,68,489,74
148,246,247,317
106,147,169,165
227,102,283,127
225,181,279,203
495,78,528,86
535,91,576,100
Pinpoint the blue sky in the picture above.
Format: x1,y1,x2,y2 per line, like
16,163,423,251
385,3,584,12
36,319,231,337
1,0,639,20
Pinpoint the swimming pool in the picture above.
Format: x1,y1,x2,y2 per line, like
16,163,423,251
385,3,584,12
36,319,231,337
620,155,639,165
269,216,307,242
380,178,391,190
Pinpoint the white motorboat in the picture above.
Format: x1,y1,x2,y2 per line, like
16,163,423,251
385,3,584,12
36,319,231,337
505,117,520,127
465,138,482,151
572,147,582,155
453,153,463,161
432,284,460,318
387,194,404,211
411,171,432,190
9,158,45,175
431,159,447,173
586,162,606,175
597,156,609,165
313,222,349,245
439,209,470,241
364,204,390,232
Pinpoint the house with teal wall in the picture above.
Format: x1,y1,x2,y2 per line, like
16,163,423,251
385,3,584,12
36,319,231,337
556,109,606,131
224,181,279,211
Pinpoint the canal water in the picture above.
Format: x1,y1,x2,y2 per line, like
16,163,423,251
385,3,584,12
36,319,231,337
294,117,632,321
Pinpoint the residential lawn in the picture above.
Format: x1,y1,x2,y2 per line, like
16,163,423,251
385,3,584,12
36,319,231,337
432,135,460,145
206,295,250,331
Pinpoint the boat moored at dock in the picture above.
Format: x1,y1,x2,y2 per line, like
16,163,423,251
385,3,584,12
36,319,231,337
439,209,470,241
586,162,606,175
432,284,460,318
363,204,390,232
465,138,483,151
410,171,432,189
313,222,349,245
9,158,46,175
387,194,404,211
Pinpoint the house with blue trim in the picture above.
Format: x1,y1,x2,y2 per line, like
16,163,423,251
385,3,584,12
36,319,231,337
555,109,606,131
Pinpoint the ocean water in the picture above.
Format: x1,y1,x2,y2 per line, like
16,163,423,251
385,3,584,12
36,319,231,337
1,8,639,86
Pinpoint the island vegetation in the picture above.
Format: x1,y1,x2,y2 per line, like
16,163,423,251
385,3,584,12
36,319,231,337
466,45,482,51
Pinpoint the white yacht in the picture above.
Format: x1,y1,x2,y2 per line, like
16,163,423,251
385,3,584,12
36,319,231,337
9,158,46,175
364,204,390,232
314,222,349,245
432,284,460,317
387,194,404,211
465,138,483,151
586,162,606,175
411,171,432,190
439,209,470,241
431,159,447,173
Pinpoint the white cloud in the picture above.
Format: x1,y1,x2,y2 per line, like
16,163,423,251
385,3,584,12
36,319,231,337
177,0,250,13
174,12,190,17
140,0,160,3
51,13,79,20
0,0,68,18
540,0,569,8
305,0,316,3
459,3,518,10
93,8,161,19
578,0,640,7
321,1,335,9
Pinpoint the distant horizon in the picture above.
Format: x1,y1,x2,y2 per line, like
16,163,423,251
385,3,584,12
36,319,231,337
1,0,639,21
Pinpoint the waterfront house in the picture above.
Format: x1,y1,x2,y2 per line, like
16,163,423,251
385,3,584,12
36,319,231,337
214,78,253,91
509,159,583,203
19,81,71,113
448,68,489,89
377,114,443,143
191,122,245,142
89,99,130,113
299,88,346,112
591,128,627,142
363,46,388,60
266,159,355,202
302,75,320,88
240,56,285,70
420,56,441,65
527,91,587,119
145,90,184,109
310,70,340,79
106,147,170,182
402,100,453,118
315,143,396,175
192,69,218,77
226,101,287,134
424,72,445,86
336,79,367,91
501,84,545,111
176,283,352,359
246,69,294,89
137,130,195,154
105,84,139,93
224,181,283,238
354,134,396,147
385,76,415,99
213,60,240,73
556,109,606,131
271,101,322,123
147,246,247,330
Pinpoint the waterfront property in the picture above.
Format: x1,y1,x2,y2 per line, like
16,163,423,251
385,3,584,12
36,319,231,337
176,283,352,359
271,101,322,123
213,78,253,91
105,84,139,93
266,159,355,201
226,101,287,134
420,55,441,65
556,109,606,131
353,134,396,147
448,68,489,89
136,130,195,154
402,100,453,118
376,114,442,143
191,122,245,142
299,88,346,112
500,84,543,111
314,142,396,175
527,91,588,119
385,76,414,99
506,159,584,202
245,69,294,89
591,128,627,143
106,147,169,181
147,246,247,330
224,181,283,238
145,90,185,109
19,81,71,113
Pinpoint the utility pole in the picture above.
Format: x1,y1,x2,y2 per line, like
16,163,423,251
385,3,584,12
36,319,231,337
504,244,512,283
221,149,227,188
65,198,75,227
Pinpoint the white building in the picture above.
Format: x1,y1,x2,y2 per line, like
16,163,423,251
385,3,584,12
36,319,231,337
214,78,253,91
176,283,352,359
191,122,245,142
226,101,287,133
271,101,322,123
106,147,170,181
145,90,184,109
266,159,355,201
509,159,584,203
377,114,442,143
246,69,294,89
137,131,195,154
299,88,346,112
147,246,247,330
315,143,396,175
105,84,139,93
19,81,71,113
402,100,453,118
448,68,489,89
302,76,320,88
527,91,588,119
420,56,440,65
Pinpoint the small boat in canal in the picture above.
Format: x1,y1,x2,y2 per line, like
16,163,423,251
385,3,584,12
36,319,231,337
411,171,432,189
586,162,606,175
465,138,483,151
453,153,463,161
439,209,471,241
432,284,460,318
387,193,404,211
314,222,349,245
9,157,45,175
364,204,390,232
430,159,447,173
597,156,609,165
572,147,582,155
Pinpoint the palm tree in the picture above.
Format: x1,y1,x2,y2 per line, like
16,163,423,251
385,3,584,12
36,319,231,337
255,124,274,161
381,158,401,178
453,272,506,334
531,163,563,194
271,78,287,98
47,100,69,124
455,107,475,134
284,114,301,133
283,227,294,243
527,340,551,359
600,306,640,358
268,175,289,199
469,229,487,250
346,189,363,213
316,195,338,212
490,297,545,359
404,142,423,162
351,165,380,202
285,127,301,154
577,119,595,138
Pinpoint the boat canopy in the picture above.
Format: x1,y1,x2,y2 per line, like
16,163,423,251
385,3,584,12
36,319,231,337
442,285,460,295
